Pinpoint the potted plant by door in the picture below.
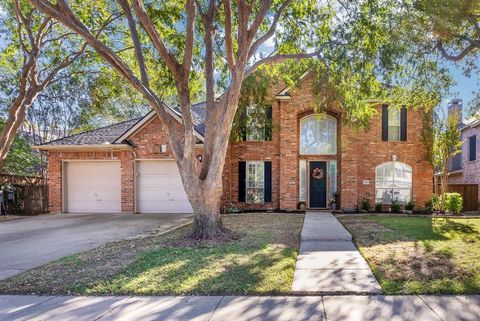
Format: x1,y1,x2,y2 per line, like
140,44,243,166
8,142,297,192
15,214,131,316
329,192,338,210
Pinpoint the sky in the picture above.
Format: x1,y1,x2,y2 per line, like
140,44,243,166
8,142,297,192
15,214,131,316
441,60,479,117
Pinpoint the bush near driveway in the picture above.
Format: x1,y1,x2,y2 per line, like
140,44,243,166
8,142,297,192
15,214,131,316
0,213,303,295
338,215,480,294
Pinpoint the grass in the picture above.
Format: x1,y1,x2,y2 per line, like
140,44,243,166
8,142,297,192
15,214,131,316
338,215,480,295
0,213,303,295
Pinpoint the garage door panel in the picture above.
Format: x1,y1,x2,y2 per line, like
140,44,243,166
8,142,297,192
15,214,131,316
66,161,121,213
137,160,193,213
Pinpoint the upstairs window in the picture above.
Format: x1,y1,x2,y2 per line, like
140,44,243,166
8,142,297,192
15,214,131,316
388,108,401,141
300,115,337,155
469,135,477,162
241,104,273,141
382,105,407,142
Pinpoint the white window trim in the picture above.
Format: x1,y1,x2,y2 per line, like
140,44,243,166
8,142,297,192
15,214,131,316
387,107,401,141
375,161,412,204
246,161,265,204
299,114,337,155
246,104,266,141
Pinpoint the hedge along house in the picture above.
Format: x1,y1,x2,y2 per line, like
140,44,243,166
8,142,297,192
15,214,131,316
36,72,433,214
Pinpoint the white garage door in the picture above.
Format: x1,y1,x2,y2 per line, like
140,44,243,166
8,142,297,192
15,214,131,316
66,161,121,213
136,160,193,213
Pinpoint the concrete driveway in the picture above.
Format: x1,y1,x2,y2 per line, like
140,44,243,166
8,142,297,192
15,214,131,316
0,213,192,281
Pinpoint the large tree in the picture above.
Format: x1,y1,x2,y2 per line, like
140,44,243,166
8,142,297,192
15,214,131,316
27,0,450,238
404,0,479,113
0,0,121,171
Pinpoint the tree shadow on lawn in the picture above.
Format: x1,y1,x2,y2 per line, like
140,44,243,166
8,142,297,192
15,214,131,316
339,216,480,294
82,240,296,295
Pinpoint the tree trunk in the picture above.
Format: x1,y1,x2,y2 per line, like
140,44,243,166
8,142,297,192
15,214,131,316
0,88,39,173
189,181,224,239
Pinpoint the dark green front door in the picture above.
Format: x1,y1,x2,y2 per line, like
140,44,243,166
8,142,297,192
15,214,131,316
309,161,327,208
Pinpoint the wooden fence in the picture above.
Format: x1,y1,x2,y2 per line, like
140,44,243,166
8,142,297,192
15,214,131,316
437,184,478,212
0,174,48,215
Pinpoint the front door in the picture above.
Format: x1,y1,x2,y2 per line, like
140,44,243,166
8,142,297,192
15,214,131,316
309,161,327,208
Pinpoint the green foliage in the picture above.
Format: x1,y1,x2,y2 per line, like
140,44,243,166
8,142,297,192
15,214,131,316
445,193,463,214
391,200,401,213
0,121,42,176
361,198,371,211
432,194,440,211
405,201,415,211
424,199,433,212
375,203,383,212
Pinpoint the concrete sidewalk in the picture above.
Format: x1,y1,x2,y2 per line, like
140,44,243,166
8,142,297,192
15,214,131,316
292,212,381,294
1,295,479,321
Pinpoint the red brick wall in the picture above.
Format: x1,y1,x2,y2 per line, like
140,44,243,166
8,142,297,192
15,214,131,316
222,73,433,211
48,74,433,213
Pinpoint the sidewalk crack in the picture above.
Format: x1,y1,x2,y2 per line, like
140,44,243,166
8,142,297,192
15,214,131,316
418,295,444,321
207,296,225,321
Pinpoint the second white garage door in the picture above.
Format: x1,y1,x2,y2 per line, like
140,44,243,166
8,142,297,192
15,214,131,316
136,160,193,213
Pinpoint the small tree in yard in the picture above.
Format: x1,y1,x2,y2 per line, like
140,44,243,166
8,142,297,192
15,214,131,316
432,110,463,212
26,0,452,238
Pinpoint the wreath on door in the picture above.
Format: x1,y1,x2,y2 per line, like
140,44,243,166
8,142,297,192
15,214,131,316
312,168,324,180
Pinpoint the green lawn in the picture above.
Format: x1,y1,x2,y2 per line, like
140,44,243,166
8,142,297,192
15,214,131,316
338,215,480,295
0,213,303,295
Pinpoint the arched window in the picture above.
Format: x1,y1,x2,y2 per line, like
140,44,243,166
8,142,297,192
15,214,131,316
375,161,412,204
300,114,337,155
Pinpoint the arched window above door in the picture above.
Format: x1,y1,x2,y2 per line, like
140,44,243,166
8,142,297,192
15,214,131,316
299,114,337,155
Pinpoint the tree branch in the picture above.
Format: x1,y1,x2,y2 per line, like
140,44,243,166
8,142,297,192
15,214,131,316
248,0,292,59
244,48,327,78
223,0,235,71
436,40,478,62
131,0,182,81
182,0,196,74
118,0,149,86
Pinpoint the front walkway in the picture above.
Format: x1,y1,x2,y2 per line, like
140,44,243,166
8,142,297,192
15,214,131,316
292,211,381,294
1,294,479,321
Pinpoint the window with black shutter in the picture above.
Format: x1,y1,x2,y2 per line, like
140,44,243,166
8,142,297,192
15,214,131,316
382,105,407,142
238,161,246,202
469,135,477,161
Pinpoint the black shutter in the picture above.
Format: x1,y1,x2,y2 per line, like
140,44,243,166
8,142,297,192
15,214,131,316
470,135,477,161
400,107,407,141
239,108,247,141
382,104,388,141
238,161,246,202
264,161,272,202
265,105,273,141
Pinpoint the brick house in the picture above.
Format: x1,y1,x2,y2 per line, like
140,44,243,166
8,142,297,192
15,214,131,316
36,72,433,214
447,99,480,210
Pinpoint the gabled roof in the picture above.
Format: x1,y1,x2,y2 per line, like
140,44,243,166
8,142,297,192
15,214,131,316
38,118,142,146
36,102,206,149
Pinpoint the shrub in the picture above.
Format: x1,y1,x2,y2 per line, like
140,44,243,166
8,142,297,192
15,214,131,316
361,198,371,211
391,199,401,212
424,199,433,213
445,193,463,214
432,194,440,211
405,201,415,211
375,203,383,212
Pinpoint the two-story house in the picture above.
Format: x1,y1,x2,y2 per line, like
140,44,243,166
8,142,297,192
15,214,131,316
36,72,433,214
447,99,480,211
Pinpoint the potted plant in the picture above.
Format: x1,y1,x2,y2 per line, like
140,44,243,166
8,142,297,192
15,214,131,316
297,201,306,211
329,192,339,210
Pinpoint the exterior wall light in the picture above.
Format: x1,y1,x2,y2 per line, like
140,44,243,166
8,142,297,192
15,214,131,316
160,144,167,153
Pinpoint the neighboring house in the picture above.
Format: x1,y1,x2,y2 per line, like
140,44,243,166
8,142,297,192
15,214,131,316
447,99,480,210
36,72,433,214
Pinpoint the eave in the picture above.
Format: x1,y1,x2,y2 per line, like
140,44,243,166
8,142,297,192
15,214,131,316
33,144,133,152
